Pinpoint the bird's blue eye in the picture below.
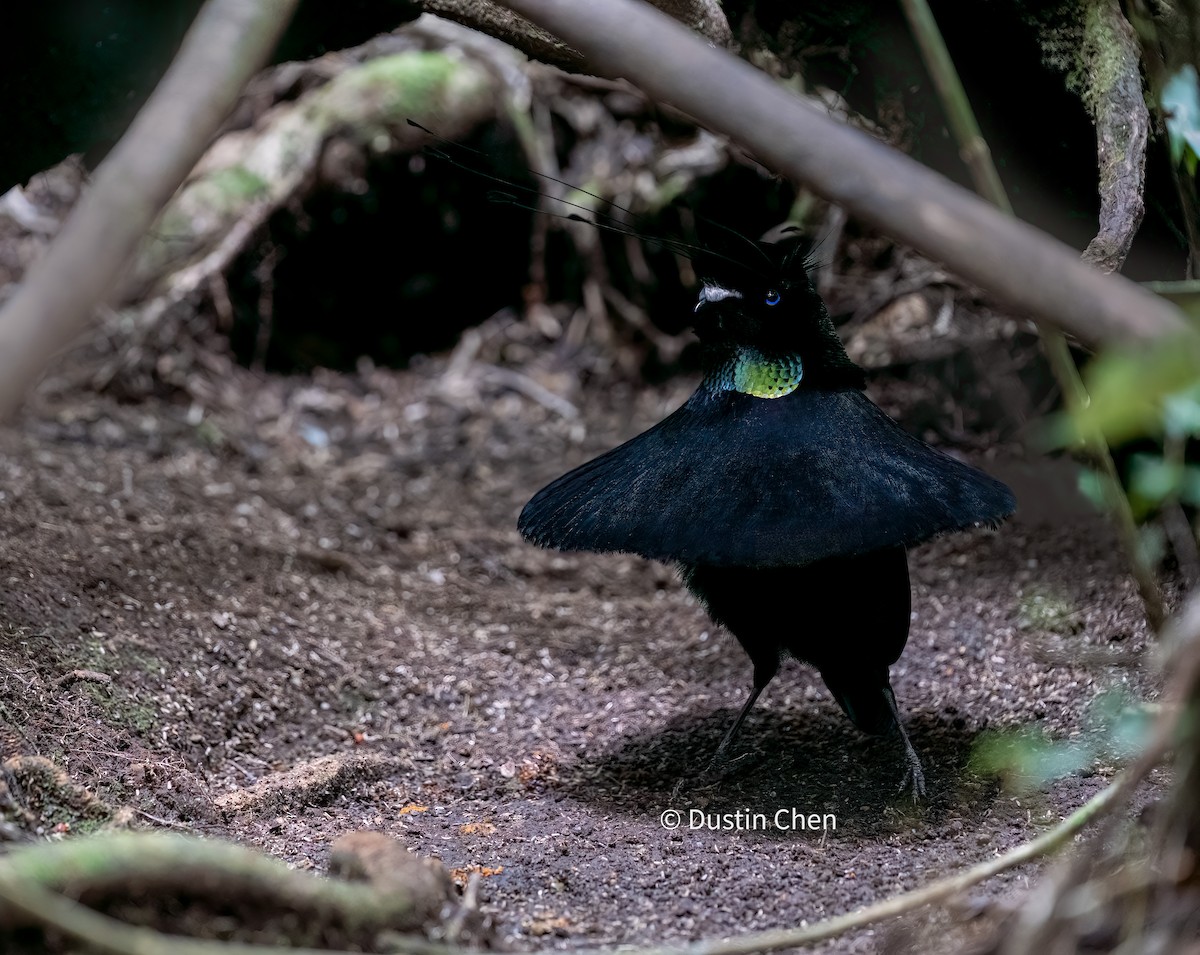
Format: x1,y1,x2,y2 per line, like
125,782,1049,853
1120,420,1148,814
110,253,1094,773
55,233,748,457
764,289,781,306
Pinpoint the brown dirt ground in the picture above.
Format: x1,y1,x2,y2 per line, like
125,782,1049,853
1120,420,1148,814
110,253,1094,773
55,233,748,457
0,342,1170,953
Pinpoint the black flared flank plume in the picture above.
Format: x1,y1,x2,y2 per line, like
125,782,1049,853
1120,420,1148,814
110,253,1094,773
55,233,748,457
518,233,1016,798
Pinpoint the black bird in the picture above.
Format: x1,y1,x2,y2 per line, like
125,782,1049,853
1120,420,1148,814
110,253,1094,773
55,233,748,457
518,234,1015,795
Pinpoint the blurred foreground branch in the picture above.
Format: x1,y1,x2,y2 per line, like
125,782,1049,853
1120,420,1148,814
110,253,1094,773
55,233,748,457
900,0,1164,629
988,592,1200,952
0,831,457,953
495,0,1189,349
0,0,300,420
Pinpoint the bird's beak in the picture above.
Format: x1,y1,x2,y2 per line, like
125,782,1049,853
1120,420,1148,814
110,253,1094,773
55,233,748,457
694,283,743,313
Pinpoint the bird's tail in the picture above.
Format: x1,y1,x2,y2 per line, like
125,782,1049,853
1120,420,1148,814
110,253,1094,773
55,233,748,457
822,667,897,737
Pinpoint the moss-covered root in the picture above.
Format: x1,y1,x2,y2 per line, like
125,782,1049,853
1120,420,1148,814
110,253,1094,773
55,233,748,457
0,831,456,948
132,49,497,297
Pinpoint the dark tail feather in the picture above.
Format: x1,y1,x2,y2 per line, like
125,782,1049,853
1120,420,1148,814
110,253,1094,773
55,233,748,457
823,668,897,737
824,672,926,797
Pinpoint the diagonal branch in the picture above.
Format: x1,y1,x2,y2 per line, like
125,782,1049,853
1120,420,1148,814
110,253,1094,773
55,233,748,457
493,0,1188,348
0,0,300,420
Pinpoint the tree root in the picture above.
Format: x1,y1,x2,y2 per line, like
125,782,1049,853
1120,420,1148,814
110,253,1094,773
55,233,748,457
0,830,458,952
1078,0,1149,275
0,756,116,830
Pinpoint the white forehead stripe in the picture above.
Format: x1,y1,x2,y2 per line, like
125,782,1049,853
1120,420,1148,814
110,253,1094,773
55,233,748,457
696,284,743,311
700,283,743,302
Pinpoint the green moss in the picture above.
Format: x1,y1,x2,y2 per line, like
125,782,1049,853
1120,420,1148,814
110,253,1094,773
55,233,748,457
1076,0,1127,118
186,166,269,216
348,51,464,117
1017,586,1083,634
206,165,269,201
195,417,227,448
67,638,162,739
68,815,112,837
314,51,491,139
1025,0,1133,121
81,684,158,737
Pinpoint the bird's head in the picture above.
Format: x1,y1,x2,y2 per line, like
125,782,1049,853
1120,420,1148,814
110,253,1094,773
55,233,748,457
691,234,864,391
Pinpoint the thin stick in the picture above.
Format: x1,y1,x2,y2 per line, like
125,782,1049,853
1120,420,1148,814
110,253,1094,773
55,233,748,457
899,0,1007,207
578,780,1124,955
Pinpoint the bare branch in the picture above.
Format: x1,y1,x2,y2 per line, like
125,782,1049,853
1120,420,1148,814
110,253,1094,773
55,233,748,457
422,0,579,69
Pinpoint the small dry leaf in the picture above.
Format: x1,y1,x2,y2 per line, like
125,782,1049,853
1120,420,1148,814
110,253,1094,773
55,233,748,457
450,863,504,885
526,915,571,937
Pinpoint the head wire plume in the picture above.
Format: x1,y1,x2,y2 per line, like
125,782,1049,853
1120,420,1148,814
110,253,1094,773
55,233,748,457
406,119,785,282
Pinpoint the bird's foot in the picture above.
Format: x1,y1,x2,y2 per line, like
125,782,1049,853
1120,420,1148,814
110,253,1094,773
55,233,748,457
896,733,926,800
671,749,754,798
898,753,926,800
882,685,926,800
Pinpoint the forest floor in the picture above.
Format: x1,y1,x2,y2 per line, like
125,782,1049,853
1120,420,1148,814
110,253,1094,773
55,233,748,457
0,338,1170,953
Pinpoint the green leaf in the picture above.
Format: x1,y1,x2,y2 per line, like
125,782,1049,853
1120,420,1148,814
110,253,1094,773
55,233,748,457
1180,465,1200,507
1164,383,1200,438
1137,522,1167,567
972,731,1092,790
1052,332,1200,447
972,689,1156,791
1086,689,1154,761
1076,468,1106,510
1128,453,1183,507
1163,65,1200,172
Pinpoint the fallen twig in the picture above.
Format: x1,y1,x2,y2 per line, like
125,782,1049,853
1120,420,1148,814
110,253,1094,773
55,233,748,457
367,776,1133,955
53,669,114,688
576,778,1126,955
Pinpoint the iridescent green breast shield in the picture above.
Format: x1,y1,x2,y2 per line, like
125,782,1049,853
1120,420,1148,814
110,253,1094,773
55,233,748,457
713,348,804,399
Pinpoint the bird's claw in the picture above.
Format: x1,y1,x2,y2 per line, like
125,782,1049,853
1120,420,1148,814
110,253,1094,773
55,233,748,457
896,745,927,800
898,761,926,800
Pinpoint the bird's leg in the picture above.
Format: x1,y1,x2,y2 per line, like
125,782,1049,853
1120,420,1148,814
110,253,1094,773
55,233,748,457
706,663,776,771
883,685,926,799
672,679,768,797
709,683,764,767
